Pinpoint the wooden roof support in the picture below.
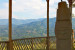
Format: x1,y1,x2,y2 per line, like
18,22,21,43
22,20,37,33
46,0,49,50
68,0,72,18
9,0,13,50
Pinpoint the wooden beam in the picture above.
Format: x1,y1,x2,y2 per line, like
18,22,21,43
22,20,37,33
68,0,72,19
46,0,49,50
9,0,13,50
69,0,73,48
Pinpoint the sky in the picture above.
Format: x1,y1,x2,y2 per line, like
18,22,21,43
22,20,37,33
0,0,75,19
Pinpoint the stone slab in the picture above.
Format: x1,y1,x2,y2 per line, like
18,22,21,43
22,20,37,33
56,39,71,50
55,1,72,50
55,21,72,28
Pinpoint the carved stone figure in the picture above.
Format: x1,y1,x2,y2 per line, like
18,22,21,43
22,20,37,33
55,1,72,50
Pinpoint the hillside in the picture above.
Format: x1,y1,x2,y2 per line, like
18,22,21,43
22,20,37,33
12,18,56,39
0,18,75,41
0,18,44,25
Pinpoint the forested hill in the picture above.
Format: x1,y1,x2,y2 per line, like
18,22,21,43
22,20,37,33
0,18,75,41
0,18,44,25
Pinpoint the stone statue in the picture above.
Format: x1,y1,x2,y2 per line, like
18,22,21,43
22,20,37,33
55,1,72,50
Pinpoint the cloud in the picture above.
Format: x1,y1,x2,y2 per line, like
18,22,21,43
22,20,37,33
12,0,47,19
3,2,9,8
12,15,18,19
0,9,8,19
12,0,58,19
0,0,73,19
73,8,75,15
0,0,58,19
12,0,47,12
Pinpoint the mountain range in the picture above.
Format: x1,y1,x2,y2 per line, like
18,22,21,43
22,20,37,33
0,18,75,41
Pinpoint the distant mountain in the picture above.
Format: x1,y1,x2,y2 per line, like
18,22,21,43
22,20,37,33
0,18,44,25
0,19,8,25
0,18,75,41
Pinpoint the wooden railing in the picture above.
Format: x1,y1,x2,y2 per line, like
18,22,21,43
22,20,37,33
0,41,9,50
0,36,56,50
12,36,56,50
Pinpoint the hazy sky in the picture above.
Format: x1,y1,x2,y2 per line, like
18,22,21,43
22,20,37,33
0,0,75,19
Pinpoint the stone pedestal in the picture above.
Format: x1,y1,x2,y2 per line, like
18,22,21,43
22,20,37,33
55,1,72,50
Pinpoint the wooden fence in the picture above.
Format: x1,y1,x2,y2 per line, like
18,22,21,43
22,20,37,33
0,36,56,50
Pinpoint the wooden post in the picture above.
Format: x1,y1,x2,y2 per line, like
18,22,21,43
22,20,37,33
69,0,72,20
9,0,13,50
31,39,33,50
72,29,74,48
68,0,73,49
7,42,9,50
46,0,49,50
